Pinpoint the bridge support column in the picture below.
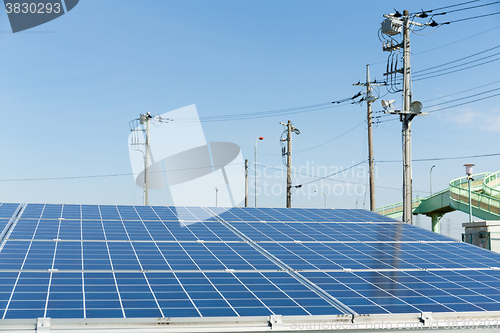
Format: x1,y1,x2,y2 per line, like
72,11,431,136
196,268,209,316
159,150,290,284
431,213,441,233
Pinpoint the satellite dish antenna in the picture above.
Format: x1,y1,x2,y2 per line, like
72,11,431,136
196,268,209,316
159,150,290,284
410,101,423,113
381,100,395,110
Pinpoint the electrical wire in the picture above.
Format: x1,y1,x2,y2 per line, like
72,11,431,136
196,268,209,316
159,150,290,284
388,55,500,82
422,79,500,103
376,124,498,153
0,164,244,182
441,11,500,24
413,54,500,79
426,87,500,109
432,0,500,15
412,0,481,14
413,45,500,74
295,161,367,187
255,163,430,194
377,152,500,163
428,91,500,113
290,121,365,155
173,93,365,123
413,25,500,56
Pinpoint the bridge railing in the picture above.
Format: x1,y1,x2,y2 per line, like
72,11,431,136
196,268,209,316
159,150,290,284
449,173,500,217
376,197,422,216
484,171,500,198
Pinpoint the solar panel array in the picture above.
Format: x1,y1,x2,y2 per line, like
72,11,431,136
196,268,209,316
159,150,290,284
0,203,499,320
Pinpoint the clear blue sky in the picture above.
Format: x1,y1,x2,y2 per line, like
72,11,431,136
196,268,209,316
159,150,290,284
0,0,499,231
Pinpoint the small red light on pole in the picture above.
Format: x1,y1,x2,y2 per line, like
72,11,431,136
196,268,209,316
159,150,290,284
259,137,264,140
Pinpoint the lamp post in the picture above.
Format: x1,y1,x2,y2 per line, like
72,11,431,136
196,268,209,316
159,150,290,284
315,190,327,209
430,165,436,195
215,186,218,207
464,164,475,223
255,137,264,207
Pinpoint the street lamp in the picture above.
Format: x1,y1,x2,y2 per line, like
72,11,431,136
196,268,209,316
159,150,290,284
464,163,475,223
255,136,264,207
315,190,327,209
430,165,436,195
215,186,218,207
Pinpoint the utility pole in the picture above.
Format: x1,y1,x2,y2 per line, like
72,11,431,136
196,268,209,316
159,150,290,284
244,159,249,207
129,112,171,206
402,10,413,224
380,9,428,224
280,120,300,208
353,65,385,212
254,137,263,207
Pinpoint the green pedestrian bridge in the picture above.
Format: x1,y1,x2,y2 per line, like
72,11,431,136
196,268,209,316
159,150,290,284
376,171,500,232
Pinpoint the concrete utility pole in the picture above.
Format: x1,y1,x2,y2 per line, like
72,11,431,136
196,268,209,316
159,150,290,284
244,159,249,207
254,137,264,207
138,112,153,206
353,65,385,212
130,112,171,206
401,10,413,224
381,9,427,224
280,120,300,208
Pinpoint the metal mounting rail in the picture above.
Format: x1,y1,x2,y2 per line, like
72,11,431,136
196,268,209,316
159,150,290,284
0,203,26,249
203,207,357,317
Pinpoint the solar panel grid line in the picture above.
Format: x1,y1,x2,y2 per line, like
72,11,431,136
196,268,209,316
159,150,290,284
226,272,277,315
379,242,493,270
122,217,203,318
424,243,500,268
204,208,356,316
2,204,46,319
205,210,294,272
339,271,426,314
317,271,401,314
373,270,491,312
418,271,494,311
43,216,64,318
142,250,202,316
286,270,356,315
136,207,249,317
319,242,424,271
172,242,240,316
117,207,165,318
97,211,126,319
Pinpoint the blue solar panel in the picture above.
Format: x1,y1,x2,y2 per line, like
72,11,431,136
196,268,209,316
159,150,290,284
1,203,500,320
0,203,20,219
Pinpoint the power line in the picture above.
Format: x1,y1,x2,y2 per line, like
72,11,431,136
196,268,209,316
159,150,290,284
414,0,481,14
413,25,500,56
411,56,500,81
441,11,500,24
377,152,500,163
260,121,366,156
428,91,500,112
413,45,500,74
432,0,500,15
256,163,430,194
174,93,364,123
377,124,498,154
0,164,244,182
426,86,500,109
421,79,500,103
295,161,367,187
